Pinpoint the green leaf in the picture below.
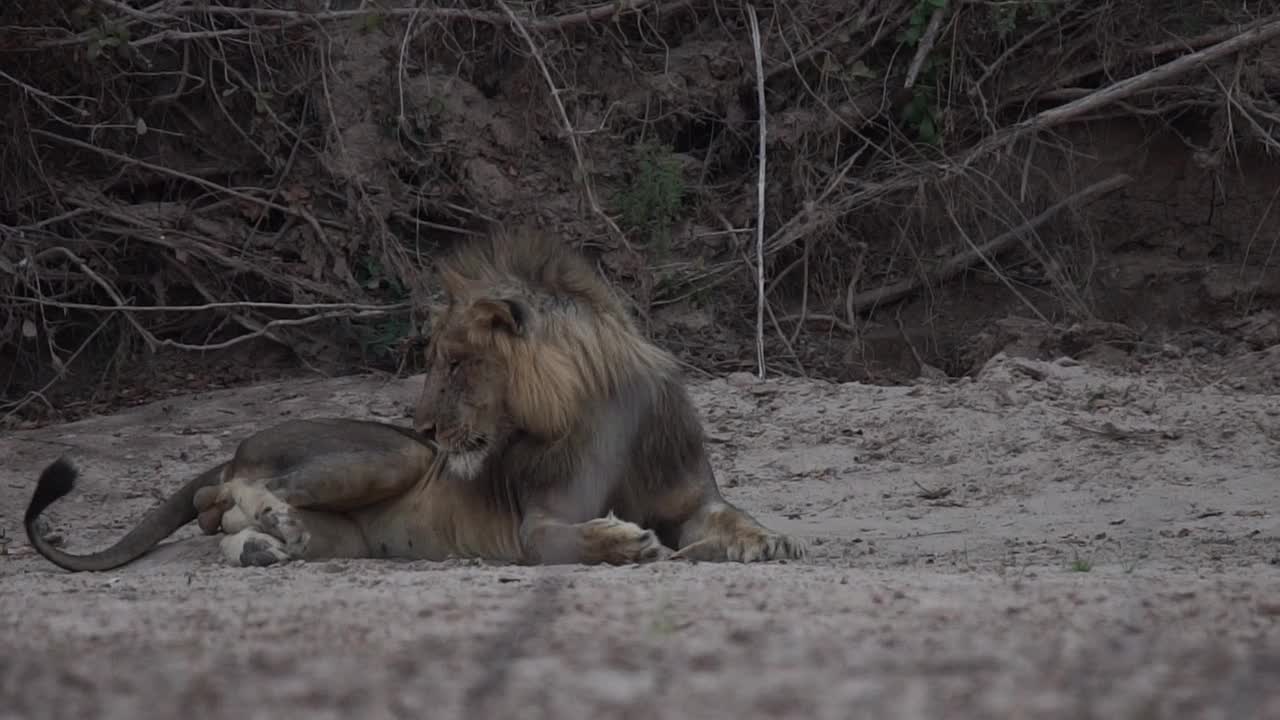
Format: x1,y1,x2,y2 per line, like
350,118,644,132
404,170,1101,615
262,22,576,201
919,115,937,143
846,60,877,80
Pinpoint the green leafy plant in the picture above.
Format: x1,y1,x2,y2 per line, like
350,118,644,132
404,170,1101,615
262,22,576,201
615,141,686,249
1069,552,1093,572
991,0,1053,40
352,255,411,363
901,61,943,145
86,20,131,62
899,0,947,45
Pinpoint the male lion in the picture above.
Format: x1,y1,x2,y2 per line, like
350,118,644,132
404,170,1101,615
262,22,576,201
411,224,806,564
24,225,804,571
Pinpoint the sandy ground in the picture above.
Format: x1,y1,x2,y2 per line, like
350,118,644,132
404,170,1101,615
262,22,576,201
2,351,1279,719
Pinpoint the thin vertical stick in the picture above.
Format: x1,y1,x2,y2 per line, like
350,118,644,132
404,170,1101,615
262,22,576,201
746,3,767,380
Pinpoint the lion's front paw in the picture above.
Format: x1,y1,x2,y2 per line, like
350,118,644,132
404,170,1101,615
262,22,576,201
581,514,673,565
674,526,808,563
727,529,808,562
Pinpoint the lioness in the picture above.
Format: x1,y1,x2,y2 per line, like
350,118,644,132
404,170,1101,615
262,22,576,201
25,419,451,571
24,225,805,570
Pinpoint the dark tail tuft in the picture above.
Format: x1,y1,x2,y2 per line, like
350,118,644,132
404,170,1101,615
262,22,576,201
25,457,79,526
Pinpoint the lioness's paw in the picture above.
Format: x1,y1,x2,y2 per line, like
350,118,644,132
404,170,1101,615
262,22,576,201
582,515,673,565
256,505,310,557
220,529,293,568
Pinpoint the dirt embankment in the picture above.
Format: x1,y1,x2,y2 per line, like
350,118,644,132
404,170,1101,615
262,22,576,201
2,352,1278,718
5,2,1280,425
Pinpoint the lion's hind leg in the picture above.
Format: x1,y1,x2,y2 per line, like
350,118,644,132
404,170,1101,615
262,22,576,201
202,479,369,566
671,501,808,563
220,528,292,567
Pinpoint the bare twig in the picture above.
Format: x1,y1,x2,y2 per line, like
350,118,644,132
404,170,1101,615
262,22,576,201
3,298,409,314
0,70,92,118
37,246,160,351
903,7,946,92
747,3,767,380
777,312,858,334
847,174,1132,314
31,129,337,226
151,310,397,352
1003,17,1274,108
178,1,682,33
843,242,869,329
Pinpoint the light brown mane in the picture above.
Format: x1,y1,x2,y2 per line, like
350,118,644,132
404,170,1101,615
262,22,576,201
436,226,677,439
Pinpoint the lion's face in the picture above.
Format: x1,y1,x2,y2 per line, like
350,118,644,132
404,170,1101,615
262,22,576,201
413,297,528,477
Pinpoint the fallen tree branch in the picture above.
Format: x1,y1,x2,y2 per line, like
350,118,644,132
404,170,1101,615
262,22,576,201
1027,17,1280,128
846,173,1133,314
1002,16,1276,109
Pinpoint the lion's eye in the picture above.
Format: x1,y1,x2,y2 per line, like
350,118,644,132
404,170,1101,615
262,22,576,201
448,359,462,374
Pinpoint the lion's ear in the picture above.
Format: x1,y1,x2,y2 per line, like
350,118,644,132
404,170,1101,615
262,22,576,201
468,297,529,337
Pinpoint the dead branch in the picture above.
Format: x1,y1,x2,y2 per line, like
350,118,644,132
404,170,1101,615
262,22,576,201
31,129,340,228
903,7,946,92
762,3,908,84
149,310,398,353
846,173,1132,315
4,297,409,314
36,246,160,351
168,0,682,33
747,3,767,380
1028,17,1280,129
0,69,91,118
1003,16,1277,108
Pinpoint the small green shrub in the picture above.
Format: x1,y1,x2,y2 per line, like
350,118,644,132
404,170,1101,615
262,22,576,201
615,141,686,249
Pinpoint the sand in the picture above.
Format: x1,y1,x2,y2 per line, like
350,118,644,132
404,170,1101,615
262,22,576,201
2,352,1278,719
